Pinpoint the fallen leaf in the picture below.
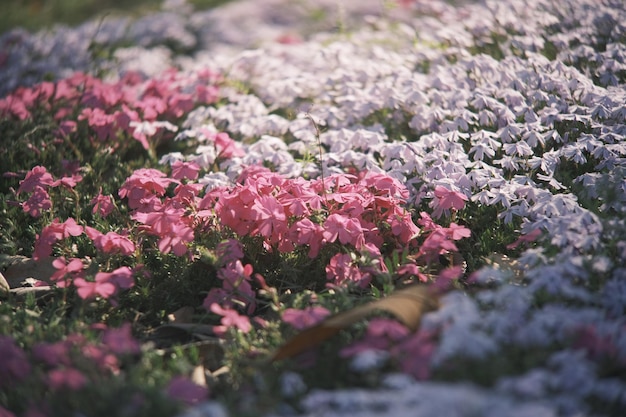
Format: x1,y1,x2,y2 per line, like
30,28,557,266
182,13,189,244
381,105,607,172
149,323,218,346
168,306,195,323
191,365,207,387
272,285,439,361
0,272,9,294
2,256,56,288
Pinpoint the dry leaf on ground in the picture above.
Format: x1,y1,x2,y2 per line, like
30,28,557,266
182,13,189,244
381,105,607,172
272,285,439,361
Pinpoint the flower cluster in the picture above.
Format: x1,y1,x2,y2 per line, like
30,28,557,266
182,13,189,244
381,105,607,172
1,69,219,155
1,0,626,415
15,165,82,217
0,325,204,416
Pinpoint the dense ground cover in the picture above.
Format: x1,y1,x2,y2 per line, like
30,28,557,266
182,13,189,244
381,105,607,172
0,0,230,34
1,0,626,416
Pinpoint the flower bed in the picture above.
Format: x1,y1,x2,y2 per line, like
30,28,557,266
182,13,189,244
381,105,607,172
1,0,625,416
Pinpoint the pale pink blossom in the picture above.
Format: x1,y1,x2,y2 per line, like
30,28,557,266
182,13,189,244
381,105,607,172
210,304,252,335
17,166,54,194
282,306,331,330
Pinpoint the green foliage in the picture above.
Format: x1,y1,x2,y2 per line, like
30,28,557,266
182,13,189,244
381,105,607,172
455,203,521,273
0,0,232,34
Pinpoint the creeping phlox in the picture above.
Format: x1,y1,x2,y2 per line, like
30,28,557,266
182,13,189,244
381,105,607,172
2,0,626,415
118,162,470,327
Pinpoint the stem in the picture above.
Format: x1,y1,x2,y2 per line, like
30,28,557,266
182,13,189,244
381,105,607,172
305,112,329,207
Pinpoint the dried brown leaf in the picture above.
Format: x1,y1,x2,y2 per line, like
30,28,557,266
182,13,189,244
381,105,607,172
272,285,439,361
2,256,56,287
191,365,207,387
168,306,195,323
150,323,217,343
0,272,9,294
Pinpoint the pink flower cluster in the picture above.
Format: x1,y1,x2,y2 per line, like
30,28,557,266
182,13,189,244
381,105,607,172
119,161,471,294
340,318,438,380
119,168,197,256
49,256,135,302
0,323,139,396
201,239,258,336
1,69,219,151
0,324,204,416
16,165,83,217
430,185,469,219
120,164,425,261
203,168,421,260
282,306,331,330
416,212,471,263
33,215,135,264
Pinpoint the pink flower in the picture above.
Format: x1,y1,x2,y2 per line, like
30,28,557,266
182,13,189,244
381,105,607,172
432,265,465,293
417,212,438,231
278,178,323,216
172,183,203,206
132,206,194,256
32,341,72,367
98,266,135,290
157,225,194,256
506,228,542,249
91,190,115,217
341,318,409,357
17,166,54,194
47,367,87,391
205,260,257,314
323,213,365,248
133,207,185,235
210,131,245,159
170,160,200,180
215,191,256,236
101,323,140,355
0,405,16,417
359,171,409,199
251,194,287,241
57,120,77,136
52,173,83,189
22,185,52,217
392,329,437,380
389,212,420,244
445,223,472,240
33,218,83,260
84,225,103,241
134,96,167,121
195,84,219,104
215,239,244,265
58,217,84,238
276,33,302,44
92,231,135,255
81,344,120,374
118,168,177,209
326,253,370,287
0,92,30,120
78,107,123,141
217,259,253,290
165,376,208,406
289,218,325,258
202,288,230,311
418,230,459,263
0,336,31,387
73,276,116,300
396,263,428,282
431,185,468,218
282,306,330,330
73,266,132,300
210,304,252,335
49,257,85,288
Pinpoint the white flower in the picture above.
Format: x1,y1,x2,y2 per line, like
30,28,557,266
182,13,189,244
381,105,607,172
280,372,307,398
